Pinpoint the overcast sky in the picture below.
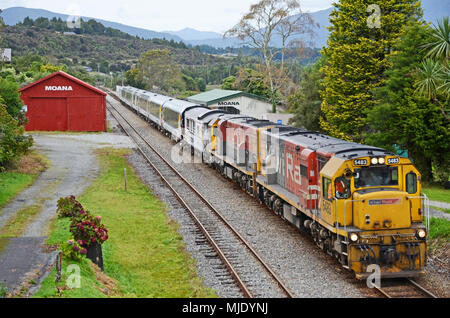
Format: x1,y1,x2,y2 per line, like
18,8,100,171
1,0,333,33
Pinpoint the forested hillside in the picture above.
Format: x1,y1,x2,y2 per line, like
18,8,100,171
0,19,226,73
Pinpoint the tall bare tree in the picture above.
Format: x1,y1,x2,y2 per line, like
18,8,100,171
225,0,316,112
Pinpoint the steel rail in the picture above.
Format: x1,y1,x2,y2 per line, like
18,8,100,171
373,278,438,298
107,98,295,298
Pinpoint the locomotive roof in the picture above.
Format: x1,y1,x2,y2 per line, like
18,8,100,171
227,116,276,128
281,132,391,158
235,117,392,159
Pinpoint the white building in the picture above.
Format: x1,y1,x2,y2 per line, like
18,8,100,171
187,89,272,118
0,48,11,63
187,89,293,124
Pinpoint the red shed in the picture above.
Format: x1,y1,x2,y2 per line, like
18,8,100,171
19,71,107,132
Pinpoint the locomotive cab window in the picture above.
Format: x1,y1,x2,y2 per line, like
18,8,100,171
354,166,398,188
335,177,350,199
322,177,332,201
406,172,417,194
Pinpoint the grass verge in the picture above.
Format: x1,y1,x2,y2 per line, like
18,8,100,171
422,185,450,204
427,217,450,240
34,148,216,298
426,217,450,256
0,150,48,210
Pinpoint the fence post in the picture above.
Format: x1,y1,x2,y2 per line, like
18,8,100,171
124,168,127,191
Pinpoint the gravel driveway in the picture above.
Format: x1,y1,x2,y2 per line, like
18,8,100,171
0,131,133,296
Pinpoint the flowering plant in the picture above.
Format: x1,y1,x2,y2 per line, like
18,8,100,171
63,239,87,261
69,213,109,246
56,196,85,218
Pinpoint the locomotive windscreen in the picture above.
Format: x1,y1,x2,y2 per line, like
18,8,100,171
354,166,398,188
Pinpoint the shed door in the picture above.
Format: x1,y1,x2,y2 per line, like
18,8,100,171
27,97,67,131
68,97,104,131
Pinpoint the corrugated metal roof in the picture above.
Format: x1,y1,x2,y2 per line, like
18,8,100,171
19,70,106,96
187,89,241,104
187,89,269,105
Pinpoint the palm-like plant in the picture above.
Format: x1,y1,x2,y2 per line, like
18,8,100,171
416,58,444,99
416,17,449,121
422,17,450,62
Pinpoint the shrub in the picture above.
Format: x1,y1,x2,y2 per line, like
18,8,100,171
57,195,109,247
69,213,108,246
0,103,33,171
56,195,84,218
63,239,86,261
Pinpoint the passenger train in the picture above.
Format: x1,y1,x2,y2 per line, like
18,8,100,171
116,85,429,279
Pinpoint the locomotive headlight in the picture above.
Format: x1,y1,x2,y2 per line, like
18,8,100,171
349,233,359,242
378,157,385,164
417,229,426,239
371,158,378,165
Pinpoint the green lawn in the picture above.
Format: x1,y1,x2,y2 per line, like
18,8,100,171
428,217,450,240
422,185,450,204
34,148,216,298
0,172,36,210
0,150,49,211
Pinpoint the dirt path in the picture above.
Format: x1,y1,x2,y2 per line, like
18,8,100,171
0,132,132,296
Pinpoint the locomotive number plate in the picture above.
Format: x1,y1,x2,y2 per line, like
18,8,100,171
387,158,399,164
353,159,367,166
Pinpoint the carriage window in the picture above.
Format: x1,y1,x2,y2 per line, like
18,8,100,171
406,172,417,194
322,177,332,201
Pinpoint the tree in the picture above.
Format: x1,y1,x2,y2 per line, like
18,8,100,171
319,0,423,142
221,76,236,90
222,67,274,100
235,67,273,100
415,17,450,122
0,78,23,118
365,22,449,182
138,49,180,92
40,63,66,74
225,0,316,112
0,102,33,171
288,57,325,131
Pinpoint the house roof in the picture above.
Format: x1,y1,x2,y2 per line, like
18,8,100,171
18,70,107,96
187,89,269,105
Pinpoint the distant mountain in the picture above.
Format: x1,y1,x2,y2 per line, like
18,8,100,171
181,0,450,49
0,6,183,42
164,28,222,41
1,0,448,49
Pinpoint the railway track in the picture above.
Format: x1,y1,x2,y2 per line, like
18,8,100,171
106,97,295,298
373,278,438,298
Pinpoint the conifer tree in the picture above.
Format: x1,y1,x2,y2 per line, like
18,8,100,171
319,0,422,142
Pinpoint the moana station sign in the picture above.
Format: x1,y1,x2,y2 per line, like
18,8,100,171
45,86,73,91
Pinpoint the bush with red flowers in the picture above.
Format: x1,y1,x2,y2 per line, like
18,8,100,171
69,213,109,247
56,196,109,261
